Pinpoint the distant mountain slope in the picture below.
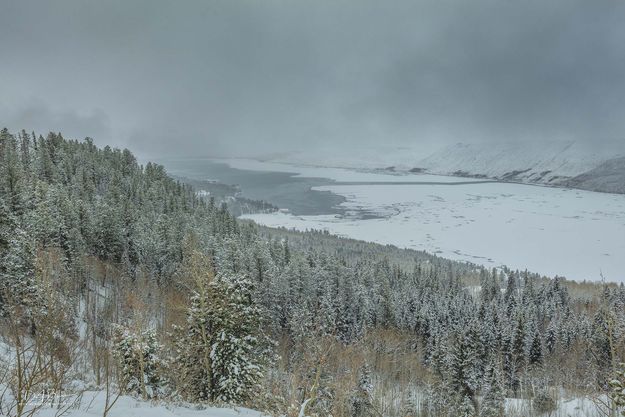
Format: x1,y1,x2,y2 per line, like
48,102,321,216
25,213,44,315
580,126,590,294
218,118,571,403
564,156,625,193
417,141,625,185
265,140,625,193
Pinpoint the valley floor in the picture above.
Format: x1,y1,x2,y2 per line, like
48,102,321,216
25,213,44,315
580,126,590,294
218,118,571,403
225,158,625,282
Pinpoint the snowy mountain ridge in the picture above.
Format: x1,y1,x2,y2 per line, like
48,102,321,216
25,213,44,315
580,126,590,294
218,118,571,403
265,140,625,192
418,141,625,184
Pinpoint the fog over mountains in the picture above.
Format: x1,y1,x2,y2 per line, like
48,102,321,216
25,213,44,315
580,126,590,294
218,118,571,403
2,0,625,158
258,140,625,193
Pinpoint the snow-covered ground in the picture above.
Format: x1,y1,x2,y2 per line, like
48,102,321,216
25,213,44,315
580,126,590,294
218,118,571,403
505,395,606,417
5,388,607,417
232,159,625,282
0,341,611,417
2,390,266,417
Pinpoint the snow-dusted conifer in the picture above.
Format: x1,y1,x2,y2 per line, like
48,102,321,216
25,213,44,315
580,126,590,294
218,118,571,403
480,364,505,417
351,364,374,417
112,325,165,399
174,251,272,404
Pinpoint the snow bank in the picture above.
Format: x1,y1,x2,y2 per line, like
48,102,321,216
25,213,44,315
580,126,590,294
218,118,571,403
5,389,266,417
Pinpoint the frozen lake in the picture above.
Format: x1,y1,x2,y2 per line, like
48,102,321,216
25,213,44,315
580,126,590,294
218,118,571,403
228,159,625,282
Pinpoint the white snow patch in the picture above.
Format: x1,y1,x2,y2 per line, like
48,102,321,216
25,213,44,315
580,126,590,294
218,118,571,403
1,389,266,417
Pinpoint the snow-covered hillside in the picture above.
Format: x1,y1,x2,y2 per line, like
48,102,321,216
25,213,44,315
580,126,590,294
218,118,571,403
565,156,625,193
263,141,625,192
418,141,625,185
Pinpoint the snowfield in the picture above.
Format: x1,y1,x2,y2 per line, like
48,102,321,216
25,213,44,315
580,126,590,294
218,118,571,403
3,388,607,417
38,394,265,417
234,159,625,282
0,389,266,417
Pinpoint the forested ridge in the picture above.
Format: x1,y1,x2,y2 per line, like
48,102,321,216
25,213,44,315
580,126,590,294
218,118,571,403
2,128,625,417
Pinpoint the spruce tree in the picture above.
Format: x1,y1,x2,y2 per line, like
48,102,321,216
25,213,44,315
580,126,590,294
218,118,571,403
509,315,526,392
112,326,165,399
447,326,480,415
480,364,505,417
174,254,272,403
351,364,375,417
0,200,38,316
545,321,557,354
528,327,543,367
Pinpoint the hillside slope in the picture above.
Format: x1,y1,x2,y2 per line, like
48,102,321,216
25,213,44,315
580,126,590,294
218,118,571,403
266,140,625,193
417,141,625,186
564,156,625,193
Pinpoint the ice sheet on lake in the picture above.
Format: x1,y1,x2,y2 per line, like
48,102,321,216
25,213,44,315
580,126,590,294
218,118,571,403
237,161,625,282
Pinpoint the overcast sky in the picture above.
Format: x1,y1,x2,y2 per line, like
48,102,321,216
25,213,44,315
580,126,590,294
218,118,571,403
1,0,624,158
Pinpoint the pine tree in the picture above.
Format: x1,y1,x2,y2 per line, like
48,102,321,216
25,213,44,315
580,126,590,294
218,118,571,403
480,364,505,417
609,363,625,416
528,327,543,367
455,393,476,417
447,326,481,415
351,364,375,417
509,315,526,392
504,272,517,303
545,320,557,354
174,253,273,403
112,325,165,399
592,308,615,385
0,129,27,215
0,199,39,316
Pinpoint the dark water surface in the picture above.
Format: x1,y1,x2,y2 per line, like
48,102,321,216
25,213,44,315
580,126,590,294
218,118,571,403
157,158,497,217
157,158,346,216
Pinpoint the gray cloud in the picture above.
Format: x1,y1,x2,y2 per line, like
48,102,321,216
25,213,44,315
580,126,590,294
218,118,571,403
2,98,111,143
1,0,624,158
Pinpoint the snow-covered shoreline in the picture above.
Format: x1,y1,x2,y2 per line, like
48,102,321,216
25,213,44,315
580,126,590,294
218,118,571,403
228,158,625,282
241,140,625,194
